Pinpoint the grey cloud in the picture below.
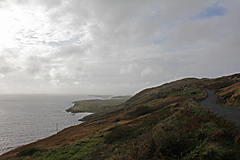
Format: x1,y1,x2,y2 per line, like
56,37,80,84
0,56,14,74
0,0,239,94
0,0,7,7
41,0,62,9
25,55,50,75
167,18,228,48
0,66,12,74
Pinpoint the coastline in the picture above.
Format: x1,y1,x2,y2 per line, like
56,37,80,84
0,94,126,156
0,111,92,156
0,95,130,156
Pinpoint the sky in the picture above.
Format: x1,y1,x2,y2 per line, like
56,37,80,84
0,0,239,95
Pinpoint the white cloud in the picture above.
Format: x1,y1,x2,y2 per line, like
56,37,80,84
0,0,239,94
141,67,158,77
120,64,139,75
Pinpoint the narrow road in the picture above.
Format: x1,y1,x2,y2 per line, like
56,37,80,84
199,89,240,125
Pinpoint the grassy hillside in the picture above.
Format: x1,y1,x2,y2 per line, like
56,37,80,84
1,73,240,160
66,99,127,113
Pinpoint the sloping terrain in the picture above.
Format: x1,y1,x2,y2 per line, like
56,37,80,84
1,73,240,160
217,82,240,107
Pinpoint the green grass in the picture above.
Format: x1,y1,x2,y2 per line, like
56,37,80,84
17,147,42,157
66,99,125,113
33,137,104,160
167,88,203,98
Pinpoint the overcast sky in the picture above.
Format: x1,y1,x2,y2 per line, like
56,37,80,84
0,0,239,95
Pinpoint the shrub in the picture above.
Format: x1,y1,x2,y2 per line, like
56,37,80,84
125,105,240,159
104,125,136,144
127,105,153,119
17,147,41,157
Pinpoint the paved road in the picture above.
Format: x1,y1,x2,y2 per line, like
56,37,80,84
199,89,240,125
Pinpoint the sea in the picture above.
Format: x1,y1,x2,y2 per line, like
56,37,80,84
0,94,98,155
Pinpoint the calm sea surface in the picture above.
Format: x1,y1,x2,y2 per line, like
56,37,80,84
0,94,96,155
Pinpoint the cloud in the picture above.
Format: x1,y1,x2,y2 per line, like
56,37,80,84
120,64,139,75
0,0,239,94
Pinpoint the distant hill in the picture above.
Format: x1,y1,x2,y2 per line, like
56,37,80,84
1,73,240,160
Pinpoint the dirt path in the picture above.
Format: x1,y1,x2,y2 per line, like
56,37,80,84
199,89,240,125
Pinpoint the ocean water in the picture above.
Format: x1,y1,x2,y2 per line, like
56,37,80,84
0,94,95,155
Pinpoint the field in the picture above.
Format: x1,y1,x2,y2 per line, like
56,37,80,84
66,99,128,113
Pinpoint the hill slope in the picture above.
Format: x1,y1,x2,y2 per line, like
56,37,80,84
1,73,240,160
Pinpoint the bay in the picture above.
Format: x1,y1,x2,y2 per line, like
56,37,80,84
0,94,95,155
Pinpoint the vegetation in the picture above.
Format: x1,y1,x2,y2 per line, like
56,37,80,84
1,73,240,160
66,98,129,113
217,82,240,107
125,104,240,159
17,147,42,157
